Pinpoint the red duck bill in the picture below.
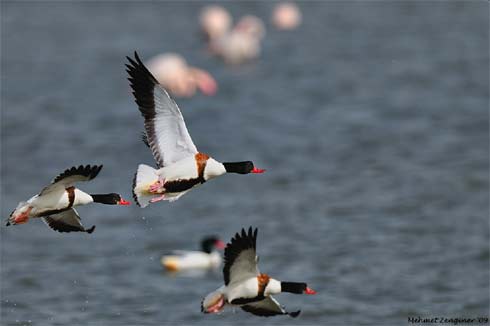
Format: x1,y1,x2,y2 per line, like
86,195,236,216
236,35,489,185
304,287,316,295
215,240,226,249
118,198,131,205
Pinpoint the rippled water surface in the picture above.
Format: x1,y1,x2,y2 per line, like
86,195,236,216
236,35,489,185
1,2,489,325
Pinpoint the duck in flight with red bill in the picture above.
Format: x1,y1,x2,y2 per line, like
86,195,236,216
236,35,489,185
201,227,316,318
126,52,265,207
6,165,130,233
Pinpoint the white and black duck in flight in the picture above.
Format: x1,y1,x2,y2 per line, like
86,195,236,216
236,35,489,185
126,52,265,207
6,165,131,233
201,227,316,318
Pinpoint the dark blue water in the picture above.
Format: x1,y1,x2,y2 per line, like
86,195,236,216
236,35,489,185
1,2,488,325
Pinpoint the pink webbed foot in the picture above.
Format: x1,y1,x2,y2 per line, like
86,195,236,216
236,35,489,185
205,296,225,314
149,178,165,194
149,194,166,203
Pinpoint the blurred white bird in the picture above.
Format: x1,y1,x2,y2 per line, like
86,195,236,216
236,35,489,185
161,236,225,272
199,5,232,42
210,15,266,65
272,2,302,30
146,53,217,98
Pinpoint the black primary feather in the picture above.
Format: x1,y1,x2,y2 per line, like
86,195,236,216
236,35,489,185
52,165,103,184
126,51,167,167
44,216,95,234
125,51,159,121
223,227,258,285
289,310,301,318
241,304,301,318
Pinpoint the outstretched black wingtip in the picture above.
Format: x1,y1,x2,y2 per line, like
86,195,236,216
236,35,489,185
85,225,96,234
126,56,137,68
236,226,258,242
289,310,301,318
125,50,159,98
52,165,103,184
223,226,259,284
134,51,142,63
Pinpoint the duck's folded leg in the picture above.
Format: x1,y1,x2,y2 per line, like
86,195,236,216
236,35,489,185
12,207,32,225
149,194,166,203
201,289,226,314
149,178,165,193
14,215,30,224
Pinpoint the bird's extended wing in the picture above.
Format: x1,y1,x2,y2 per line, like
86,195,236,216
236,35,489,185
223,227,259,285
241,296,301,318
39,165,103,196
126,52,198,168
42,208,95,234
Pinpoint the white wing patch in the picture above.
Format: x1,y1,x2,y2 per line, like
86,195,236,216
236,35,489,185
228,249,259,285
126,52,198,168
146,81,198,167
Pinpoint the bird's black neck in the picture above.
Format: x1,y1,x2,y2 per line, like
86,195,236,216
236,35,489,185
281,282,307,294
223,161,253,174
91,194,117,205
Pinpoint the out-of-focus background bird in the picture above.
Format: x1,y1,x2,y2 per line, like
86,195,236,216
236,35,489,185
146,53,217,98
272,2,302,30
161,235,225,272
200,5,266,65
210,15,265,65
199,5,232,43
